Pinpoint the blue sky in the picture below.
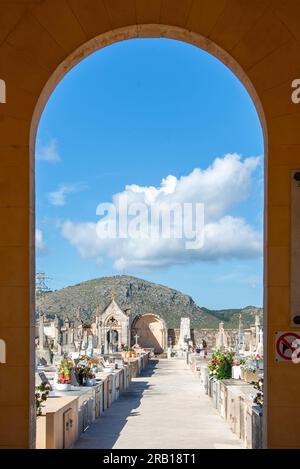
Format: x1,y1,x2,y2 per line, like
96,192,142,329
36,38,264,309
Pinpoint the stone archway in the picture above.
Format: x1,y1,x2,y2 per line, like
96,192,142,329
104,316,121,353
132,314,167,354
0,0,300,449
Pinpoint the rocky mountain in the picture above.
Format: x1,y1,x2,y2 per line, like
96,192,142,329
37,275,263,329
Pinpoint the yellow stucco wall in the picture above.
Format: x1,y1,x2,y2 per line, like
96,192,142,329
0,0,300,448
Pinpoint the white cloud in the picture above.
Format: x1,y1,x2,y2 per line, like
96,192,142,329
62,221,104,260
48,184,85,206
36,139,61,162
61,153,263,271
36,228,46,254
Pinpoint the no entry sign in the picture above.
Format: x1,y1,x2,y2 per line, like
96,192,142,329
275,331,300,361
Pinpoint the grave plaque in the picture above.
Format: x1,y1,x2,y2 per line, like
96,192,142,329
37,372,52,390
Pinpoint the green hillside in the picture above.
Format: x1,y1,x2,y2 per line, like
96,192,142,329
37,275,262,329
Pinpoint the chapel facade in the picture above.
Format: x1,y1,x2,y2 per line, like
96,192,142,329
93,296,131,354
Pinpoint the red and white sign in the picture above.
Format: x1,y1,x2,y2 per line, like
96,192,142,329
275,331,300,361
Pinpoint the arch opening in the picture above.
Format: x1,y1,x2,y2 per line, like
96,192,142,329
32,24,267,449
131,314,167,354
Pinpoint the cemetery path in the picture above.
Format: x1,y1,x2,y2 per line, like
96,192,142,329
74,358,243,449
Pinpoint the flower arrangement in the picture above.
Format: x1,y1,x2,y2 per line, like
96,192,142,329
57,355,74,384
35,382,51,416
233,357,246,367
75,356,96,385
208,350,235,380
247,354,263,367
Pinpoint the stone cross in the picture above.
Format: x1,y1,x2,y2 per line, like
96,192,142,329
134,333,139,346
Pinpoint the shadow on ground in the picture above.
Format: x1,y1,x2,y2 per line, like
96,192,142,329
74,359,158,449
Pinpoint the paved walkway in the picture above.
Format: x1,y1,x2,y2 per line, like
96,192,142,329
74,359,242,449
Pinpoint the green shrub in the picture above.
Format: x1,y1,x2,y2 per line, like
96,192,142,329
208,349,234,380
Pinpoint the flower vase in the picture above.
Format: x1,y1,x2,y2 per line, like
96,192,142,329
232,365,241,379
56,383,71,391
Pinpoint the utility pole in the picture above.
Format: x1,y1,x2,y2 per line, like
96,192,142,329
35,272,51,319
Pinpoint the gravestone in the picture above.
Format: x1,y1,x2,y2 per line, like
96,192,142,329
177,318,190,351
256,329,263,356
36,371,52,390
216,322,228,349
